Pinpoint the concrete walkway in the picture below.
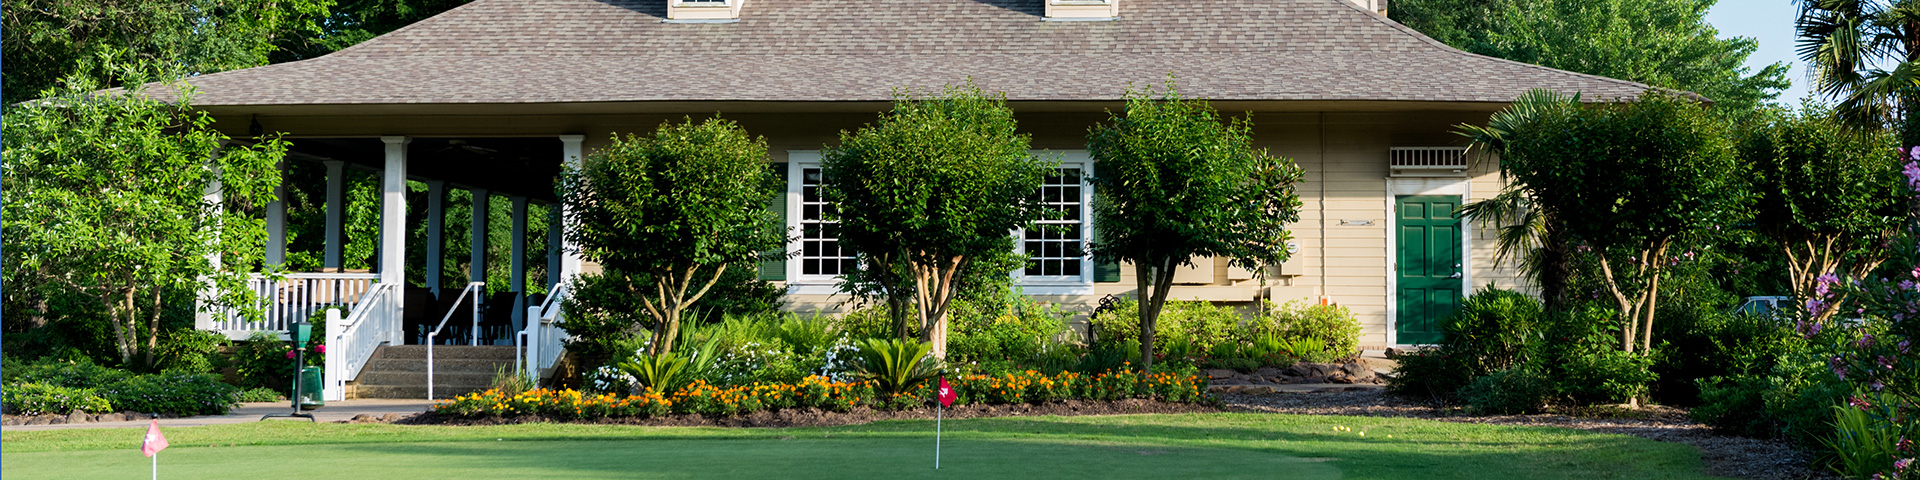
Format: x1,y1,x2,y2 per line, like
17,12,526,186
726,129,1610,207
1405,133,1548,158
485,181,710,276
2,399,437,432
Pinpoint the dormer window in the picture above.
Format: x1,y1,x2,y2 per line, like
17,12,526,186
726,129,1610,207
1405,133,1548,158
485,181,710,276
1045,0,1118,21
666,0,742,23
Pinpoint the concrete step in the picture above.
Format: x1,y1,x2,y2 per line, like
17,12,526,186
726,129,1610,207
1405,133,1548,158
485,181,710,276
362,358,517,374
375,345,517,361
354,384,494,400
356,371,497,388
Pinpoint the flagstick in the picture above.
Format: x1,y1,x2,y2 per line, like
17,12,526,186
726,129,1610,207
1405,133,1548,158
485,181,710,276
935,404,943,470
152,451,157,480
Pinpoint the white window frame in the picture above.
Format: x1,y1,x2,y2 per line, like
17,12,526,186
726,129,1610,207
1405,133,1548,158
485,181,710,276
785,152,851,295
1014,151,1095,295
675,0,729,5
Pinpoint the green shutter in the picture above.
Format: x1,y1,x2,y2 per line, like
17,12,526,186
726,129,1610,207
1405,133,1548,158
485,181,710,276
759,165,789,281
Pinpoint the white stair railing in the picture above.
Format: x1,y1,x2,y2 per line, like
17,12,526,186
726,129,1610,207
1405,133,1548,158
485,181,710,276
323,282,398,402
213,273,380,339
518,282,573,383
426,282,485,400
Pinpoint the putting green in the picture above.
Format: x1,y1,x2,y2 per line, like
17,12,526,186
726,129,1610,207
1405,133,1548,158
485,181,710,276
1,413,1724,479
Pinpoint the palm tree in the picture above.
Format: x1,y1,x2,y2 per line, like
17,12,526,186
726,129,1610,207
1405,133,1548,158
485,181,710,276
1454,89,1581,309
1797,0,1920,144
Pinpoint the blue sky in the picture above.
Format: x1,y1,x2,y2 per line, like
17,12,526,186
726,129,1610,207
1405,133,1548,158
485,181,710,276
1706,0,1810,103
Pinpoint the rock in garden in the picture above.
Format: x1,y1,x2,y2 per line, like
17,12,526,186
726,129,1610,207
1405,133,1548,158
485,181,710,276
96,413,125,422
25,417,49,426
66,412,90,424
1204,369,1239,380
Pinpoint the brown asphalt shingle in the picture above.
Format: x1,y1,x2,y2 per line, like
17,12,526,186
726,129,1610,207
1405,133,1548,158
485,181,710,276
175,0,1653,106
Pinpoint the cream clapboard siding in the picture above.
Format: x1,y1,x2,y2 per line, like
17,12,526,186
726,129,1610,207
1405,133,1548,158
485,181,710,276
357,109,1528,344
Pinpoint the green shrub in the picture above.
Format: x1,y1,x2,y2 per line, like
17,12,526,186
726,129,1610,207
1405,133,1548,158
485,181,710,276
1385,288,1544,401
1439,289,1540,374
1532,308,1657,405
98,372,238,416
2,382,113,415
1091,298,1239,358
834,304,896,341
229,331,296,394
616,352,691,395
1264,300,1362,361
9,357,133,388
852,338,939,397
153,328,227,374
774,313,839,356
1385,347,1478,402
1459,367,1553,415
1691,375,1774,437
235,387,282,403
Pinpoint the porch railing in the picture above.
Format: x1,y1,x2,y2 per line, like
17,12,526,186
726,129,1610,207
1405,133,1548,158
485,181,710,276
519,282,572,383
212,273,381,339
323,282,398,401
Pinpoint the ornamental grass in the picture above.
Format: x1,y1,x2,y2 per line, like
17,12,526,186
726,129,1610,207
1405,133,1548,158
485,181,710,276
433,367,1206,419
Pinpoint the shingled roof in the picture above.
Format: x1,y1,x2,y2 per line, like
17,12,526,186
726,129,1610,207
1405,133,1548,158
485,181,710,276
176,0,1653,106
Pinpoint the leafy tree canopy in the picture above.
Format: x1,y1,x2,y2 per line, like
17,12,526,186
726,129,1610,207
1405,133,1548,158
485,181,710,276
1086,80,1305,371
1391,0,1789,115
560,116,784,354
1502,91,1746,353
1736,103,1907,315
3,69,288,367
822,82,1051,358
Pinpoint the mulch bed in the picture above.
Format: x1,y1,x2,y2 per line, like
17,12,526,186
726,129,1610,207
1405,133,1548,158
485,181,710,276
402,398,1221,429
1220,389,1840,480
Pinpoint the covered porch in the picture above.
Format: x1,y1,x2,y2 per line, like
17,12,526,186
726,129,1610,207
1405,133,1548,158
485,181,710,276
196,135,586,400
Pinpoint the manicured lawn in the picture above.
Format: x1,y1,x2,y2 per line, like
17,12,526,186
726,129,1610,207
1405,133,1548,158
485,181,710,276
2,413,1723,479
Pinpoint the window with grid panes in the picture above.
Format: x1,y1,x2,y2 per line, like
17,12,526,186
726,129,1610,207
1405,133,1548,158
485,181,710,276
798,166,858,276
1022,165,1087,280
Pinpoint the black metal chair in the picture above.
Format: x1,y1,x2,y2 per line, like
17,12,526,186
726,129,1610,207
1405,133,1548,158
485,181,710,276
402,286,435,345
479,292,517,345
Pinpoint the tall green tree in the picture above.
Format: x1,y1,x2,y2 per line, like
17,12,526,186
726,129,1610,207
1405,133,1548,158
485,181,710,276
1086,82,1305,372
1737,103,1907,322
2,71,288,367
1502,92,1746,356
272,0,472,61
559,117,783,355
1796,0,1920,145
822,84,1050,359
0,0,333,103
1391,0,1788,115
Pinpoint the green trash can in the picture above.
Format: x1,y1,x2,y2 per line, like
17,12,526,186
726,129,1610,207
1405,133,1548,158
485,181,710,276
295,366,325,410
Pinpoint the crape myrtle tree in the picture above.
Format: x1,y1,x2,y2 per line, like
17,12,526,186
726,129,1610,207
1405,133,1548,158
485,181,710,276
2,71,287,368
1502,92,1746,355
822,83,1050,359
560,116,785,355
1086,82,1305,373
1737,104,1907,323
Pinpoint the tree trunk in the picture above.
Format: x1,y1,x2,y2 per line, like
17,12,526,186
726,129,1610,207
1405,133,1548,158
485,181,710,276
1134,260,1156,373
144,288,164,369
1537,224,1572,311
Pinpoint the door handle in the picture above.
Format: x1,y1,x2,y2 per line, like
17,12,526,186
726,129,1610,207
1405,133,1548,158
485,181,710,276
1449,273,1462,279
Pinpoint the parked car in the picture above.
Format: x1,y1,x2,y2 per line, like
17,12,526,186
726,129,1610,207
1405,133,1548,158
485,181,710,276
1729,296,1793,316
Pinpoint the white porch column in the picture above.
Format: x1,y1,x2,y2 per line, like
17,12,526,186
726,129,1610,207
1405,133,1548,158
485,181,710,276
323,160,346,271
558,135,585,281
470,188,491,286
424,180,447,296
547,204,563,290
194,158,225,331
381,137,410,346
265,159,287,267
510,196,528,332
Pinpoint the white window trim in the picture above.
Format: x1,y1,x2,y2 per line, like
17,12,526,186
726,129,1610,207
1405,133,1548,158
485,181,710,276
1013,151,1095,295
674,0,730,5
786,152,843,295
781,150,1099,296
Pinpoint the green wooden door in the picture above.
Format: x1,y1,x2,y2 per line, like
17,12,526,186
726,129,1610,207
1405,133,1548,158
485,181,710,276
1396,195,1463,345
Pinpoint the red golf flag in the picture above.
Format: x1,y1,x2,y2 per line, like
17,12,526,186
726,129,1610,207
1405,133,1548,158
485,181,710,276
141,420,169,458
937,377,956,408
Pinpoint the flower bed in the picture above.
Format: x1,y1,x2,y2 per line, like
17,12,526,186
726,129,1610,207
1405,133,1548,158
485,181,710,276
433,368,1208,420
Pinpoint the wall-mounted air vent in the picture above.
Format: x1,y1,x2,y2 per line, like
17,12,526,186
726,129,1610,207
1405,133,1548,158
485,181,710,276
667,0,742,23
1046,0,1118,21
1390,147,1468,177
